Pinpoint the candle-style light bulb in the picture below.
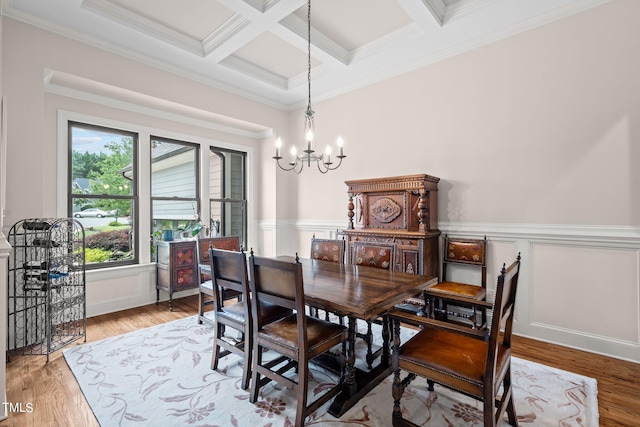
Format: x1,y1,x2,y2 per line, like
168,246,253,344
306,129,314,153
325,145,332,164
337,135,344,157
275,137,282,157
289,146,298,166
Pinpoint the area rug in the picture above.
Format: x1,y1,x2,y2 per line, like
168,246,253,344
63,316,598,427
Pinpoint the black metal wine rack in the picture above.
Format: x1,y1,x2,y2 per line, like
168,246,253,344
7,218,86,361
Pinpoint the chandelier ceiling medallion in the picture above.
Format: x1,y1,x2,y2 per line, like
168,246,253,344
273,0,346,174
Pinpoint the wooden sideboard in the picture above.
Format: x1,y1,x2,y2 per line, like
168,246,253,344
340,174,440,277
156,240,199,311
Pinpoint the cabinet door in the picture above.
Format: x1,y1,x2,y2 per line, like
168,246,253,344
173,244,195,267
396,245,420,274
174,266,196,289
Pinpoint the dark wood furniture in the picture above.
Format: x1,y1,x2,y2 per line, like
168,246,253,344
208,248,290,390
280,256,438,417
309,235,346,319
310,235,345,263
248,255,348,427
208,248,252,390
197,236,242,280
350,241,395,269
388,254,521,427
340,174,440,277
425,234,488,328
156,240,198,311
196,236,241,325
349,240,395,368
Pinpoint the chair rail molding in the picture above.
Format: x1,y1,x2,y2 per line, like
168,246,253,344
261,219,640,363
438,221,640,246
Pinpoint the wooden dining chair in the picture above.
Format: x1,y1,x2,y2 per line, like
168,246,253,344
197,235,241,325
248,254,348,427
425,234,488,328
350,240,395,368
351,240,395,270
388,254,521,427
208,247,291,390
310,234,345,263
309,234,346,320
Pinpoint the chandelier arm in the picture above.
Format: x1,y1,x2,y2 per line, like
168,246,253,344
274,157,299,172
316,159,329,174
322,155,344,171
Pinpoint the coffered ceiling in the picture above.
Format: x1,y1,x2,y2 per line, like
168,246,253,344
3,0,609,110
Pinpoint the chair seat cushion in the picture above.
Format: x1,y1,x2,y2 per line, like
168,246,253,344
258,315,347,358
427,281,486,299
220,301,290,325
219,301,245,323
398,327,510,389
200,281,242,302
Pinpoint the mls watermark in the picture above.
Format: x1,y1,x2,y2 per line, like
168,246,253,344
2,402,34,413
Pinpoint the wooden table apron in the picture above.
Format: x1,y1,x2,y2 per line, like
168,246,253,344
280,257,437,417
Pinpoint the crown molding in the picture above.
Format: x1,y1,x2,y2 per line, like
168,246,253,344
222,56,289,90
44,69,271,139
82,0,205,56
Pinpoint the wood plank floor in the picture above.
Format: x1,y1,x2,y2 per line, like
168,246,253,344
4,295,640,427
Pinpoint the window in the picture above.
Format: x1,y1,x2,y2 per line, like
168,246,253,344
68,122,138,268
209,147,247,247
151,137,200,241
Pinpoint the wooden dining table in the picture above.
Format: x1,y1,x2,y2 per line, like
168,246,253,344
278,256,438,417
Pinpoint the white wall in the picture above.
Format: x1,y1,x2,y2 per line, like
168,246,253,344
278,0,640,227
263,0,640,363
1,0,639,365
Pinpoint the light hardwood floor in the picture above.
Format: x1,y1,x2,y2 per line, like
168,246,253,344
4,295,640,427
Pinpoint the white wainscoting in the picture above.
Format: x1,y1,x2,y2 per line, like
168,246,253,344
85,263,196,317
258,220,640,364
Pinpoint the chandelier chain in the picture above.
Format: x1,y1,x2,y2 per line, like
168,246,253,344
307,0,312,112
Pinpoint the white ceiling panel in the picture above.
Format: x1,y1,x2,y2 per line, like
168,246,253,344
108,0,234,42
3,0,612,110
291,0,413,51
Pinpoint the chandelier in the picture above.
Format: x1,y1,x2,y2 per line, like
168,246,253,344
273,0,346,174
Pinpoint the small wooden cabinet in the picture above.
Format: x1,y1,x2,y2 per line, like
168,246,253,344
156,240,199,310
340,174,440,277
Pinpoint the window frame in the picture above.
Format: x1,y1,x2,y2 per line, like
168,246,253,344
58,111,254,271
67,121,139,270
209,146,247,247
150,136,201,241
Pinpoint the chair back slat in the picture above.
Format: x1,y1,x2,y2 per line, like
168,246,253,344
310,237,345,263
208,247,250,313
351,241,395,270
442,235,487,287
249,256,305,326
198,236,241,264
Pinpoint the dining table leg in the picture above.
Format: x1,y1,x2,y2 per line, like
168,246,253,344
381,314,391,365
343,316,357,395
328,314,393,417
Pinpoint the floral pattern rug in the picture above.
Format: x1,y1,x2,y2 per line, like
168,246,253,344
63,316,598,427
